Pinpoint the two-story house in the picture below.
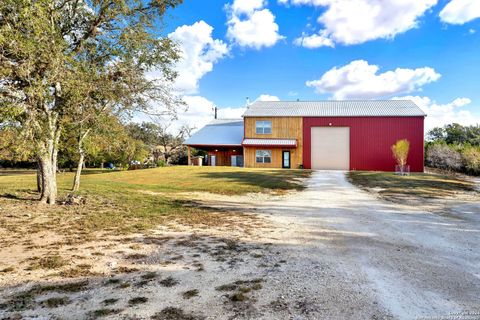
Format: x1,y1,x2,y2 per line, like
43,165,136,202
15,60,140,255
184,100,426,172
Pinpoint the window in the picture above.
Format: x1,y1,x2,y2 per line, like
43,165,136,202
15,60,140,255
255,120,272,134
256,150,272,163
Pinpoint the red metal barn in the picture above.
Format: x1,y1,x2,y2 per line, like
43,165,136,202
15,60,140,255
302,116,425,172
185,101,426,172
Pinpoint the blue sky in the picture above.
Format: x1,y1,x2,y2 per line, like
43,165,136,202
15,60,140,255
155,0,480,131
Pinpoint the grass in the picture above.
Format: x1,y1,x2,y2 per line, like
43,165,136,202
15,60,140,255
0,280,89,312
28,255,68,270
348,171,478,201
0,167,309,236
128,296,148,306
40,296,71,308
159,276,179,287
0,266,15,273
182,289,199,299
103,298,118,306
151,307,202,320
88,308,123,318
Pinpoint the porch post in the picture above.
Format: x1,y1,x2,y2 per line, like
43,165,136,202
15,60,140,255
187,146,192,166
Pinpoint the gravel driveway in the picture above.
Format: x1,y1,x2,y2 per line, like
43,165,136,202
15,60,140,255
254,171,480,320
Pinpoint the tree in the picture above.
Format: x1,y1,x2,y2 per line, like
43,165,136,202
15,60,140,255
391,139,410,167
85,116,149,168
427,124,480,146
155,122,192,164
127,121,192,165
0,0,183,203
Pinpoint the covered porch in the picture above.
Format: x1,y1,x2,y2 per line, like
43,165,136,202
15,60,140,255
187,145,243,167
184,119,245,167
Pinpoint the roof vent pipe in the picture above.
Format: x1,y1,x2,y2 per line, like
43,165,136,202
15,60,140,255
246,97,251,107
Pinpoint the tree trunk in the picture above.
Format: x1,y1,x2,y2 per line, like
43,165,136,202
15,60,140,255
39,152,57,205
38,118,60,205
72,129,90,192
72,151,84,192
36,159,43,193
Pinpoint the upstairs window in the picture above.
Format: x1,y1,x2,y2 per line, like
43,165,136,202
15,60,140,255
256,150,272,163
255,120,272,134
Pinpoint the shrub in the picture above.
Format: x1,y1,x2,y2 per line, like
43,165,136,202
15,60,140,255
156,159,166,167
391,139,410,166
426,143,464,171
462,146,480,175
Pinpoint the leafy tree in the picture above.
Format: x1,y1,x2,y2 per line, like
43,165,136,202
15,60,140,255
127,121,192,164
391,139,410,167
84,115,149,168
427,124,480,146
427,127,445,142
0,0,183,204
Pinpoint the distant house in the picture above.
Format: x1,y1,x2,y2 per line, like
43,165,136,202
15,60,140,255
184,100,426,171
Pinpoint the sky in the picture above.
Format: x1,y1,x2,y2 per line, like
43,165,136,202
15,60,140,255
150,0,480,133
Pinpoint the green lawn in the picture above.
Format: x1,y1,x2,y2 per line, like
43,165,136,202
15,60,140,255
347,171,478,201
0,166,310,196
0,167,310,235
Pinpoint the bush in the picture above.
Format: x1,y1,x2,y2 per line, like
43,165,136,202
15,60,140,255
426,143,464,171
462,146,480,175
156,160,166,167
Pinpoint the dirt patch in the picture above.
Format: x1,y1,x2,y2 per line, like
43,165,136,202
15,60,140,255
347,171,480,215
0,192,281,319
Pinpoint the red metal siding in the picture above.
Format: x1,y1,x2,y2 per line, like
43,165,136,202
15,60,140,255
303,117,425,172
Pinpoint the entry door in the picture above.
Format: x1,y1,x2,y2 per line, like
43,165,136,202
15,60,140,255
311,127,350,170
231,155,244,167
211,155,216,166
282,151,291,169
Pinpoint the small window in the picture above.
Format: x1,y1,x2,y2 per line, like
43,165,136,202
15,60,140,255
255,120,272,134
256,150,272,163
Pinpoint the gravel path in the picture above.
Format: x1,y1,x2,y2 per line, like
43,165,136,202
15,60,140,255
250,171,480,319
2,171,478,319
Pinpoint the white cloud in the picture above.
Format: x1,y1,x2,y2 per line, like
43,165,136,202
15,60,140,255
149,21,228,94
294,31,334,48
306,60,441,99
283,0,437,47
227,0,284,49
439,0,480,25
177,96,245,132
231,0,265,14
393,96,480,131
255,94,280,101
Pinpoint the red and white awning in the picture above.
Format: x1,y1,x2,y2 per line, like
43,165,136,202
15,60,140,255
242,139,297,147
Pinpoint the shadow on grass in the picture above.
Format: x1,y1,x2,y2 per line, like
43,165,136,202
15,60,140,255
80,169,120,175
0,190,38,201
197,170,310,192
348,171,477,200
0,170,36,177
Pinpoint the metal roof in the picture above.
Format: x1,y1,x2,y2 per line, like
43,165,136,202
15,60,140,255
184,119,243,146
243,139,297,147
242,100,426,117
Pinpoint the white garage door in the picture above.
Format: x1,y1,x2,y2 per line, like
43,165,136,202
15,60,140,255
311,127,350,170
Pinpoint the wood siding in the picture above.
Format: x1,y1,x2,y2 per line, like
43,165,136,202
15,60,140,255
207,149,242,166
243,117,303,168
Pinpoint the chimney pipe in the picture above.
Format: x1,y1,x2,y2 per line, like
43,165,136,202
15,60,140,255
246,97,251,106
214,106,217,119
